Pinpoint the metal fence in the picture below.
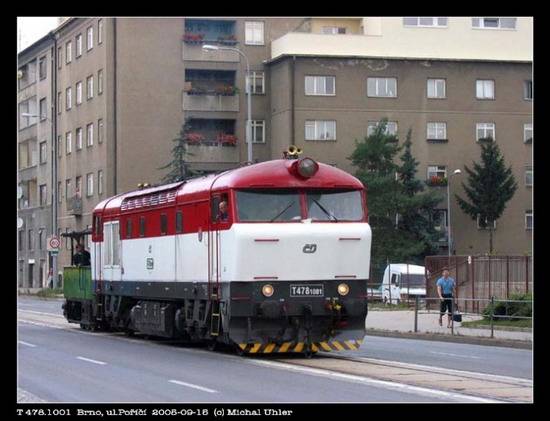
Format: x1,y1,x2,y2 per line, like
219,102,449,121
425,255,533,314
413,296,532,338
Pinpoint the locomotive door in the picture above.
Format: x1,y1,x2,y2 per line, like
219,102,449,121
208,195,224,294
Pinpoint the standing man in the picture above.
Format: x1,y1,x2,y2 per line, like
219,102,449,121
437,267,456,328
73,243,91,267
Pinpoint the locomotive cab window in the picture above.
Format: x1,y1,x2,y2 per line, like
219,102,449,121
306,189,364,221
236,189,302,222
212,194,230,223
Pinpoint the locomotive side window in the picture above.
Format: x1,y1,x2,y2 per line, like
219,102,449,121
139,216,146,237
126,218,132,239
236,189,301,222
160,214,168,235
305,189,363,221
112,222,120,265
211,194,229,223
176,211,183,233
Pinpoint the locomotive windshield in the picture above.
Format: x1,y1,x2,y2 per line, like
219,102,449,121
306,189,363,221
235,188,364,222
236,189,302,222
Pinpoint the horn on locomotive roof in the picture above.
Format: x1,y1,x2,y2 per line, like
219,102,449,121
284,145,303,159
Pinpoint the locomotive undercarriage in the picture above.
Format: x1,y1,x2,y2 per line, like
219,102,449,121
64,279,368,355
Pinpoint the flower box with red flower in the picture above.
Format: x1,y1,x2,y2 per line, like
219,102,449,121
217,133,237,146
427,175,448,186
185,133,205,144
183,33,205,43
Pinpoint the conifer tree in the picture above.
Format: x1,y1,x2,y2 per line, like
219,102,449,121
159,118,196,184
455,139,517,253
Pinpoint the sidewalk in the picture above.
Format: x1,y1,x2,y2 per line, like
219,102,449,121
366,309,532,348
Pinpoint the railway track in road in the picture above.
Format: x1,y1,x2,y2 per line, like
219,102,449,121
18,309,532,403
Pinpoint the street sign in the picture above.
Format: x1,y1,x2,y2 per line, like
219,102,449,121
47,236,60,252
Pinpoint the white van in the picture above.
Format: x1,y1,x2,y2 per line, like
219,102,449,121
369,264,427,304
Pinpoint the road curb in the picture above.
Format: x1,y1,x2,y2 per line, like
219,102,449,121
365,329,532,350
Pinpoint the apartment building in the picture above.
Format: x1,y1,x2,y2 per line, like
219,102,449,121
267,17,533,255
18,17,532,282
17,33,55,288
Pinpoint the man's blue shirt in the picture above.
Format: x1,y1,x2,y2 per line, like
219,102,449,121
436,277,455,295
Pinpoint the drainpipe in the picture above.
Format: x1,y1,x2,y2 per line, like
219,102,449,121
113,18,118,194
291,56,295,147
51,31,59,287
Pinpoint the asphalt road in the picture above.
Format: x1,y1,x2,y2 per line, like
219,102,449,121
17,296,532,403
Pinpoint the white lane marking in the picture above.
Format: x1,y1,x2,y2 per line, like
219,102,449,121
344,356,532,386
18,309,64,318
250,359,502,403
18,341,37,348
77,356,107,366
430,351,481,359
168,380,218,394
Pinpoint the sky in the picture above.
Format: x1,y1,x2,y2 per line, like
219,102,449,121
17,17,60,52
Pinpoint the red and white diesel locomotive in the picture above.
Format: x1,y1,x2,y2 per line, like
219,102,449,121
64,150,372,355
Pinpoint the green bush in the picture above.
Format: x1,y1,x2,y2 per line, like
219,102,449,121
483,293,532,321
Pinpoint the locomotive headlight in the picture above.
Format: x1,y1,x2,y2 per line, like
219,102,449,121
262,284,274,297
297,158,319,178
337,283,350,296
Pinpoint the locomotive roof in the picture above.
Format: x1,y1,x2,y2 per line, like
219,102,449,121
94,159,364,215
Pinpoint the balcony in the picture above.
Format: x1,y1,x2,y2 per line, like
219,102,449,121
66,196,82,216
183,119,239,163
183,69,239,112
183,19,239,62
426,176,448,187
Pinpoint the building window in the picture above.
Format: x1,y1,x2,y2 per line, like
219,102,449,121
65,41,72,64
245,21,264,45
160,214,168,235
57,47,62,69
524,123,533,143
28,229,34,251
176,211,183,233
427,122,447,140
248,71,264,94
427,78,446,98
87,123,94,147
76,176,82,198
524,80,533,100
65,179,72,199
98,119,104,143
249,120,265,143
305,120,336,141
476,123,495,141
66,131,72,154
39,56,47,80
321,26,347,34
76,33,82,57
87,75,94,100
476,80,495,99
87,26,94,50
98,170,104,195
367,77,397,97
58,181,62,203
403,17,448,27
305,76,336,96
19,98,38,129
427,165,447,186
472,17,517,30
38,229,44,250
19,231,24,251
39,184,47,206
525,210,533,230
98,19,103,44
39,97,47,120
39,141,47,164
367,121,398,138
57,136,62,158
86,173,94,197
66,87,72,110
477,215,497,229
76,127,83,150
76,81,82,105
98,69,103,95
525,166,533,187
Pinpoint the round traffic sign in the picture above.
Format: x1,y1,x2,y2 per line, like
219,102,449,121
49,237,60,249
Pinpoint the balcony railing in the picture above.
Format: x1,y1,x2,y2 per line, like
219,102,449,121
182,42,240,62
66,195,82,216
426,176,448,187
183,33,238,46
185,132,238,147
182,90,239,112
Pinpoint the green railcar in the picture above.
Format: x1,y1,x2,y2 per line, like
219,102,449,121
63,266,93,300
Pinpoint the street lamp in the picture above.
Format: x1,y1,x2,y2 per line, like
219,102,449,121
202,44,252,165
447,169,462,258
